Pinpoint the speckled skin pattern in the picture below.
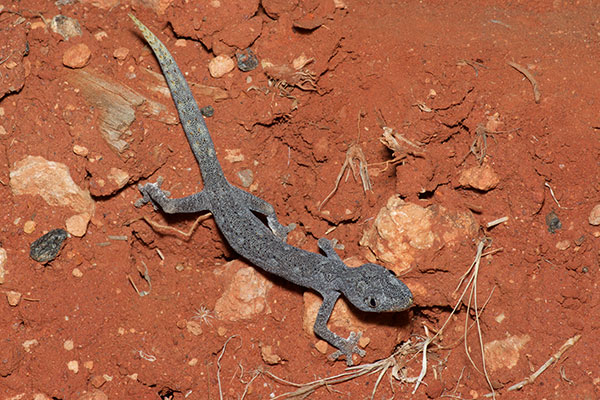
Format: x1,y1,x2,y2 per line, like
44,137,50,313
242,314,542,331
130,15,413,366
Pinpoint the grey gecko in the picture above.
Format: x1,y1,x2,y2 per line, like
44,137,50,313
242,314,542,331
130,15,413,366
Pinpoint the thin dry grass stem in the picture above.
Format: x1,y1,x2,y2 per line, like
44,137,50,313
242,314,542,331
412,238,496,397
458,238,496,399
265,360,382,399
544,182,570,209
318,110,372,210
412,326,431,394
506,334,581,392
216,335,240,400
239,370,261,400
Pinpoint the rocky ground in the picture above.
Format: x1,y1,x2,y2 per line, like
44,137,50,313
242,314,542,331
1,0,599,399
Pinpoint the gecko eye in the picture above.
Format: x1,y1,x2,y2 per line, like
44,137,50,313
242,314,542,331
366,297,378,308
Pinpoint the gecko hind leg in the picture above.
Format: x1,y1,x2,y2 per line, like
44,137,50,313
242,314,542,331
135,177,211,214
317,238,343,260
233,186,295,241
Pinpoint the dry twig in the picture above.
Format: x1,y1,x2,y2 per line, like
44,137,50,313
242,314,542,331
507,335,581,392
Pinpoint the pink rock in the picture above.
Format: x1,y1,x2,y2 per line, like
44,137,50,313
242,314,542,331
9,156,95,216
360,195,478,273
214,260,273,321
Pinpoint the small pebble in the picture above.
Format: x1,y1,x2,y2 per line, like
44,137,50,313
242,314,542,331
186,320,203,336
217,326,227,336
314,340,328,354
7,290,22,306
64,339,74,351
49,15,82,40
200,105,214,117
358,335,370,348
22,339,39,353
63,43,92,69
67,360,79,373
545,211,561,233
0,125,7,136
30,229,68,263
24,220,36,234
89,375,106,388
94,31,108,41
208,55,235,78
236,49,259,72
84,360,94,370
0,248,6,284
107,167,130,189
113,47,129,60
188,358,198,366
260,345,282,365
555,240,570,251
237,169,254,188
66,214,89,237
588,204,600,226
73,145,89,157
458,164,499,191
176,319,187,329
72,268,83,278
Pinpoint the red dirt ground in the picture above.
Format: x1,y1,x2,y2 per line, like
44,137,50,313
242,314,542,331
1,0,599,399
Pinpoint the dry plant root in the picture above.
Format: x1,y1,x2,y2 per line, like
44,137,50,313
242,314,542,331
461,124,493,165
376,126,425,172
372,109,425,173
319,110,373,210
461,123,519,166
125,214,211,240
507,61,541,103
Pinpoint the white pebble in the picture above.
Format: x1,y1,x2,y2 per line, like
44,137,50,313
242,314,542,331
208,55,235,78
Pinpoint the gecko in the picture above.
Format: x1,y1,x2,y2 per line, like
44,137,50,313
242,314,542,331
130,15,413,366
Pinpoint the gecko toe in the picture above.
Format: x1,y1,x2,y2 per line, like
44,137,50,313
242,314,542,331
328,331,366,366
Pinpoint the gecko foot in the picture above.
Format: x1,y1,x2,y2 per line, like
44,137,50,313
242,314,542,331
134,177,171,210
328,331,366,366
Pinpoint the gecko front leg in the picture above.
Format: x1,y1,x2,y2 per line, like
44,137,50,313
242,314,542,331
313,291,366,366
135,177,210,214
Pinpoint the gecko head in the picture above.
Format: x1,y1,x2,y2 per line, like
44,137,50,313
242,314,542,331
341,263,413,313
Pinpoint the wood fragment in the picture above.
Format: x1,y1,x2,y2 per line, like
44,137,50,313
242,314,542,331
507,61,541,104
